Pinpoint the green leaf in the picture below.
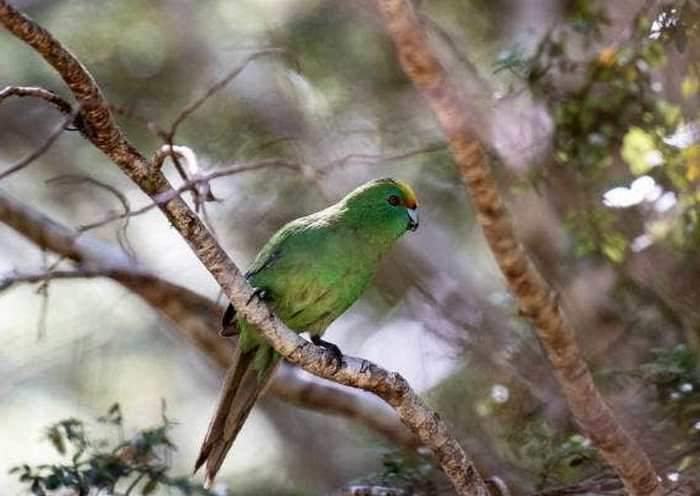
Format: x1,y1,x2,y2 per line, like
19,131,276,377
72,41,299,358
98,403,123,426
30,479,46,496
621,127,661,175
143,477,159,494
46,426,66,455
601,231,628,263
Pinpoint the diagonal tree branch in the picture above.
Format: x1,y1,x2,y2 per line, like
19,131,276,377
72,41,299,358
0,3,486,494
371,1,663,496
0,189,419,450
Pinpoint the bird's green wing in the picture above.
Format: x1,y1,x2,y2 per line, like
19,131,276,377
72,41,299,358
246,214,375,331
235,211,378,372
244,218,306,280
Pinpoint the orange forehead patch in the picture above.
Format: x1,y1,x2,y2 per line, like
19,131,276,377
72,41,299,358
394,179,418,209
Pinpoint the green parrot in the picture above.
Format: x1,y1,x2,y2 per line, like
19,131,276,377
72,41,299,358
194,178,419,487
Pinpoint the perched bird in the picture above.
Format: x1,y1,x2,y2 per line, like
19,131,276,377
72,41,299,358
194,178,419,487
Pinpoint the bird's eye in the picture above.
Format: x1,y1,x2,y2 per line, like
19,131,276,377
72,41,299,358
388,195,401,206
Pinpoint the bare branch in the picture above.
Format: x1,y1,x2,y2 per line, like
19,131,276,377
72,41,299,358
45,174,135,256
47,174,131,217
0,107,79,181
0,85,73,114
65,158,302,234
154,158,301,196
151,145,217,211
371,1,663,495
0,2,153,183
0,190,419,450
486,476,512,496
168,48,287,138
0,267,137,291
270,366,421,450
0,4,488,494
320,143,445,174
0,191,131,269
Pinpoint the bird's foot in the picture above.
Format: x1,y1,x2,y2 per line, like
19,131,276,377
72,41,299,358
246,287,268,306
220,303,238,337
219,324,238,338
246,287,276,319
311,335,343,372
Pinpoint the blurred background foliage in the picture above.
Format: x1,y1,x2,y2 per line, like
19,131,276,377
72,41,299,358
1,0,700,494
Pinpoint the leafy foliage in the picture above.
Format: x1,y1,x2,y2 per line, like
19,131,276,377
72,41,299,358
642,344,699,390
10,403,210,496
504,1,700,261
641,345,700,448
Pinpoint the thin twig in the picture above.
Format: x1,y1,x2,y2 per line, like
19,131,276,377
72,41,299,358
151,144,217,212
486,476,512,496
0,85,73,114
168,48,287,138
0,267,132,292
320,142,445,174
46,174,136,257
0,107,79,181
69,158,301,233
35,250,50,341
47,174,131,216
162,49,289,200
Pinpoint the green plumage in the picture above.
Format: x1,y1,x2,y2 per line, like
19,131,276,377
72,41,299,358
195,178,419,486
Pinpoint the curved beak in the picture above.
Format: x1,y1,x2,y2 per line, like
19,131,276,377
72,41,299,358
407,207,419,231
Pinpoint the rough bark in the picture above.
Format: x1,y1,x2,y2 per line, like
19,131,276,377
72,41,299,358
371,1,662,496
0,2,487,495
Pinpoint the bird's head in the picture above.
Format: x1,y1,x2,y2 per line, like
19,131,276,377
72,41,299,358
340,178,419,242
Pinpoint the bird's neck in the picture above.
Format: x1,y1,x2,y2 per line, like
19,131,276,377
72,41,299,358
333,203,402,252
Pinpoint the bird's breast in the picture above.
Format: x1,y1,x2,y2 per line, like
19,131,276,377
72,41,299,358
273,262,375,335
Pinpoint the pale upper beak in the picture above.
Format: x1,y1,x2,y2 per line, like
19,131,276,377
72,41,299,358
407,207,419,231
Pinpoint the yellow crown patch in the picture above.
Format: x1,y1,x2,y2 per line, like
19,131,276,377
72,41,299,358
393,179,418,209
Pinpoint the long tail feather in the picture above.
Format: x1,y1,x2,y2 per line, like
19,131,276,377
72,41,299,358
194,346,276,488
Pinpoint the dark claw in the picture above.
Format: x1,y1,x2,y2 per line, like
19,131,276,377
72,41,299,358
219,324,238,338
222,303,237,327
220,303,238,337
311,335,343,372
246,287,268,306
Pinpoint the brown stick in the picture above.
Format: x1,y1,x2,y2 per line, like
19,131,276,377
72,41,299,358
0,3,487,494
371,1,662,496
0,85,73,113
